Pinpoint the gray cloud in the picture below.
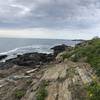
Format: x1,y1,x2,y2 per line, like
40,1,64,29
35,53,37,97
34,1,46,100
0,0,100,29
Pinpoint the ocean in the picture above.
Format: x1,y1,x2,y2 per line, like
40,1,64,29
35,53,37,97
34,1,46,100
0,38,81,61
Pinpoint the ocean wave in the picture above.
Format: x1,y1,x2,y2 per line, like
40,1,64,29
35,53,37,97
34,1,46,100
0,45,52,55
0,45,53,62
0,48,19,55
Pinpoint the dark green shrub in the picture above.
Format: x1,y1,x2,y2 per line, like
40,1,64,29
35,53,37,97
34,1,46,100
15,89,25,99
86,82,100,100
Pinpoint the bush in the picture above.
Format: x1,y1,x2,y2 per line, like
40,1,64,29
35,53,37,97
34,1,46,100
15,89,25,99
86,82,100,100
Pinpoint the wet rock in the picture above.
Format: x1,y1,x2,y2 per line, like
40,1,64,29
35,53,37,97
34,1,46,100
0,55,7,60
6,52,54,67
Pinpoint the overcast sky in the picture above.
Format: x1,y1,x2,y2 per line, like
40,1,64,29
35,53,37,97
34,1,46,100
0,0,100,39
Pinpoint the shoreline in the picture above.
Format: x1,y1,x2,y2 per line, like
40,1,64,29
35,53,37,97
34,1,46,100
0,38,99,100
0,44,71,70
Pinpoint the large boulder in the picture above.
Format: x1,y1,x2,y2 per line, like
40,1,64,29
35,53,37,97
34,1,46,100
51,44,73,56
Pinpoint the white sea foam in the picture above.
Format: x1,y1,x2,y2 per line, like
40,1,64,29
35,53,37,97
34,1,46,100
0,45,53,62
0,45,52,55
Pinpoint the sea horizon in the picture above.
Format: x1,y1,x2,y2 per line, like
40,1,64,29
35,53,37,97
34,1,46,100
0,37,81,55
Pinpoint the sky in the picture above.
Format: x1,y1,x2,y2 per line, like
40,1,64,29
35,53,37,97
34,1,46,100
0,0,100,39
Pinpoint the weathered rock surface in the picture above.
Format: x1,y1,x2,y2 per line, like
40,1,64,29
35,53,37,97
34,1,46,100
41,61,92,100
0,59,95,100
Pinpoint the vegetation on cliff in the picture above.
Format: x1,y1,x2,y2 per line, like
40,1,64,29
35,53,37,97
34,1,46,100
62,37,100,100
62,38,100,76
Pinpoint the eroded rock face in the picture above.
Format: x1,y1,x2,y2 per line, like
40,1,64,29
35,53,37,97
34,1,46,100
40,62,92,100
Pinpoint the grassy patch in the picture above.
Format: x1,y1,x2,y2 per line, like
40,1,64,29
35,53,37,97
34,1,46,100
86,81,100,100
61,38,100,76
15,89,25,99
36,80,48,100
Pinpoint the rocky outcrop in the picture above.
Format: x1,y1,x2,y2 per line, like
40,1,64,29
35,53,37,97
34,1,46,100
51,44,73,56
0,59,95,100
41,62,93,100
2,52,54,67
0,55,7,60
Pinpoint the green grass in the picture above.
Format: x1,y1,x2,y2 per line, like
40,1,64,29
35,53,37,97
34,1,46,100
36,80,48,100
86,81,100,100
15,89,25,99
75,38,100,76
62,38,100,76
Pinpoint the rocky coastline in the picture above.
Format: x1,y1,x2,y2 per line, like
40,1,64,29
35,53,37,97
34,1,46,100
0,44,71,69
0,39,99,100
